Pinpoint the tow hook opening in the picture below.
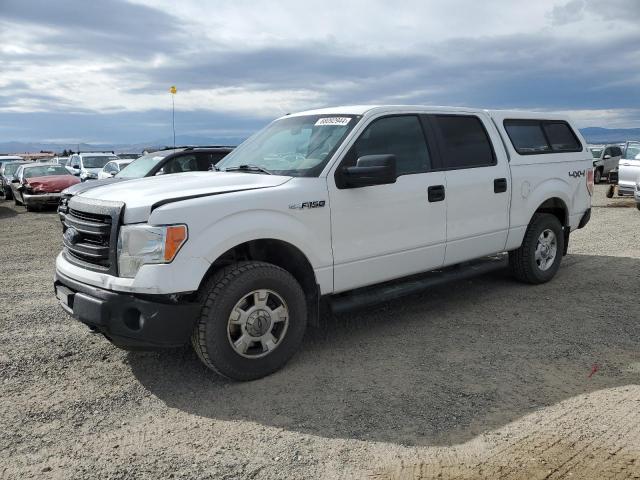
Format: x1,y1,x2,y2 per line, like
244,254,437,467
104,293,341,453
123,308,145,331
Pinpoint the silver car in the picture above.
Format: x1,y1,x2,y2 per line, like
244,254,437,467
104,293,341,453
590,144,623,184
618,142,640,199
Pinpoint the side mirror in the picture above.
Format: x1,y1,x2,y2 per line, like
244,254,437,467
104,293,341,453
603,154,611,160
11,178,19,183
340,154,397,188
109,171,117,177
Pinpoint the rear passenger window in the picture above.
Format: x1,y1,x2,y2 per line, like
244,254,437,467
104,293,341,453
349,115,431,176
542,123,581,152
432,115,495,168
504,120,582,154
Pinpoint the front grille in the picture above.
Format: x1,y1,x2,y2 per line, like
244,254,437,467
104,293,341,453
62,197,124,275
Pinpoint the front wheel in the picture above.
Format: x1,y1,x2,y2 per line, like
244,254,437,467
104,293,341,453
509,213,565,284
192,261,307,381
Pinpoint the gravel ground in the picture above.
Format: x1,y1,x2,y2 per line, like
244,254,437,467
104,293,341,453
1,185,639,479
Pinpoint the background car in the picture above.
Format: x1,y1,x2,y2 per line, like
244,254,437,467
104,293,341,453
0,161,30,200
11,163,80,211
98,159,133,179
590,144,622,183
65,152,120,181
0,155,24,171
618,141,640,197
59,146,233,211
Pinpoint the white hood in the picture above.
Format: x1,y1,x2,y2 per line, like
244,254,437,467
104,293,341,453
78,171,292,223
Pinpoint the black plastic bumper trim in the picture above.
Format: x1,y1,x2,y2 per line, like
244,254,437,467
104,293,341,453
578,208,591,229
54,271,200,348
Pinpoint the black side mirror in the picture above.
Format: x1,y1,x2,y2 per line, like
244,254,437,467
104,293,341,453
11,178,19,184
340,154,397,188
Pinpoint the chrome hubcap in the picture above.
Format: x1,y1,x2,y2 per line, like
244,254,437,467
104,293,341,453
534,229,558,271
227,289,289,358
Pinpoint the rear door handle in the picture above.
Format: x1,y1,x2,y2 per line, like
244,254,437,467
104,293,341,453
494,178,507,193
428,185,445,202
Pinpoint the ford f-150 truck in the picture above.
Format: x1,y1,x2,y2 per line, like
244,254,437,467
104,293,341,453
54,106,593,380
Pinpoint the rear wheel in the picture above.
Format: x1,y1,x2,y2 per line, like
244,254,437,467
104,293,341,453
509,213,564,284
594,168,602,184
192,261,307,381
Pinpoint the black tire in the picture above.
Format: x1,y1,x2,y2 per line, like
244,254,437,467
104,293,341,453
636,204,640,211
509,213,564,284
594,168,602,184
192,261,307,381
13,197,20,206
606,185,614,198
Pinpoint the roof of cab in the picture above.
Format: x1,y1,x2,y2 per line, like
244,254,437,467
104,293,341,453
286,105,573,122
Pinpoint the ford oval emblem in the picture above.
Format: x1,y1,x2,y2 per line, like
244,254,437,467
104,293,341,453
64,227,81,245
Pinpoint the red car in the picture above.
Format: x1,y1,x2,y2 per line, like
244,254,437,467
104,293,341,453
10,163,80,211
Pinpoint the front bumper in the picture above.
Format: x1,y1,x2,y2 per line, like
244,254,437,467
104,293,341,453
54,270,200,348
23,192,62,207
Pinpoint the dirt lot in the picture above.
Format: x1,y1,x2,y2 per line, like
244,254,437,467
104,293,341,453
1,185,639,479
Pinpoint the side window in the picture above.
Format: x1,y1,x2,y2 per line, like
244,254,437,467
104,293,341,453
161,154,198,174
345,115,431,176
504,120,581,154
604,147,612,157
432,115,496,168
70,156,79,168
542,122,581,152
197,152,227,171
612,147,622,157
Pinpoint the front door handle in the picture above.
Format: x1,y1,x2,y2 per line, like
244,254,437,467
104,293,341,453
428,185,445,202
494,178,507,193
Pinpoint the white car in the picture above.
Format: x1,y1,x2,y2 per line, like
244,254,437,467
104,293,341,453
66,152,119,181
98,159,133,179
618,141,640,199
54,105,592,380
589,144,622,183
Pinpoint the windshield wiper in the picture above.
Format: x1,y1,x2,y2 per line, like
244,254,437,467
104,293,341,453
224,164,273,175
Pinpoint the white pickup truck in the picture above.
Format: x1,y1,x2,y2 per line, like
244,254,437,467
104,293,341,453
54,106,593,380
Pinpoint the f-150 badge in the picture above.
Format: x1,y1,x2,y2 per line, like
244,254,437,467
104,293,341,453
289,200,326,209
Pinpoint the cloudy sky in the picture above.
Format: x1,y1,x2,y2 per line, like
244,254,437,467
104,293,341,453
1,0,639,144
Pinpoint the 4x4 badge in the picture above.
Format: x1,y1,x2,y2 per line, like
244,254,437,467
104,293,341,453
289,200,326,210
569,170,585,178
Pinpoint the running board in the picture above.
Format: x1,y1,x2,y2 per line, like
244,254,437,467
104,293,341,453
327,255,508,314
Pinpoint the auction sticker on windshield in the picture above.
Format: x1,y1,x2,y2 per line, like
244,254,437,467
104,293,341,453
315,117,351,126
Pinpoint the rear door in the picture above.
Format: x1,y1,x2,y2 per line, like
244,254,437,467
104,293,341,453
427,114,511,265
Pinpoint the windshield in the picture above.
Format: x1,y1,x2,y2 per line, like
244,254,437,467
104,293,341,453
4,163,25,176
624,144,640,160
216,114,360,176
116,151,173,178
590,148,602,159
24,165,69,178
83,156,118,168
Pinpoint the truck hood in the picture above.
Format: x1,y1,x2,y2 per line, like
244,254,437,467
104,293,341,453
78,171,292,223
27,175,80,193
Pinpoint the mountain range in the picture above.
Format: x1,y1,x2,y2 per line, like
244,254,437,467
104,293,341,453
1,128,639,155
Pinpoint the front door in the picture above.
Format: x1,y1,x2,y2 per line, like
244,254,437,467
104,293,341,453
328,114,447,293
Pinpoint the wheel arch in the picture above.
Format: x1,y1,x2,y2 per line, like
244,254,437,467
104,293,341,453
198,238,321,326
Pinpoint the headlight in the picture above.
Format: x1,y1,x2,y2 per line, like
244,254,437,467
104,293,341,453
117,224,188,278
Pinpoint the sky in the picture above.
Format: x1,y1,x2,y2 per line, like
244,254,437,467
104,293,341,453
0,0,639,144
